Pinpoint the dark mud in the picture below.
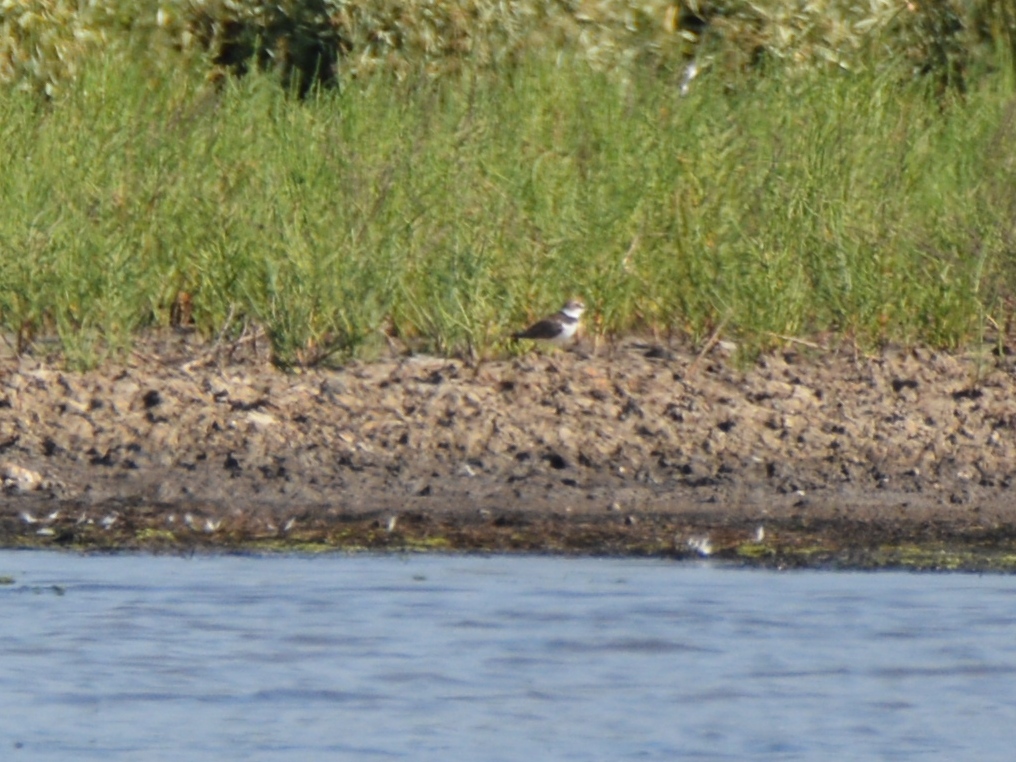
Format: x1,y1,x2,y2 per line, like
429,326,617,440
4,332,1016,569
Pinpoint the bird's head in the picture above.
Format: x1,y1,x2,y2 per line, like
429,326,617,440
561,299,585,319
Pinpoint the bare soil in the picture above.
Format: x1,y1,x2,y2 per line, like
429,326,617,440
4,331,1016,569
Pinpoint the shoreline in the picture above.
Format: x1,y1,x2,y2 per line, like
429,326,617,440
3,332,1016,570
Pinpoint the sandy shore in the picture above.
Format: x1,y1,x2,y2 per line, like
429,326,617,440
3,331,1016,569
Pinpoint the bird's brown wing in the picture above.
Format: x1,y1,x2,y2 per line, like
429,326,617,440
513,318,562,341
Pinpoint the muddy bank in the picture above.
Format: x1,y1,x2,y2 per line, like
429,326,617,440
3,332,1016,569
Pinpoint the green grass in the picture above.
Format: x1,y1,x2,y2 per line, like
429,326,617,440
1,49,1015,366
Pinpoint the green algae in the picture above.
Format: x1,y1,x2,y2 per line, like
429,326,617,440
9,511,1016,572
134,529,178,544
402,536,453,550
735,542,775,559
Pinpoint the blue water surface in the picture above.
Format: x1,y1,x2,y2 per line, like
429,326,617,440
2,551,1015,761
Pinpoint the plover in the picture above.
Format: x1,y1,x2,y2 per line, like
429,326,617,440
512,299,585,346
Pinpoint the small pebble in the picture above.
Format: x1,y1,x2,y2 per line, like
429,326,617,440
686,535,713,557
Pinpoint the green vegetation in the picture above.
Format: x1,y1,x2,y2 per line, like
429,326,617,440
1,1,1016,366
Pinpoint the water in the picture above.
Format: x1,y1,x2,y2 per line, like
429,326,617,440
2,551,1016,761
